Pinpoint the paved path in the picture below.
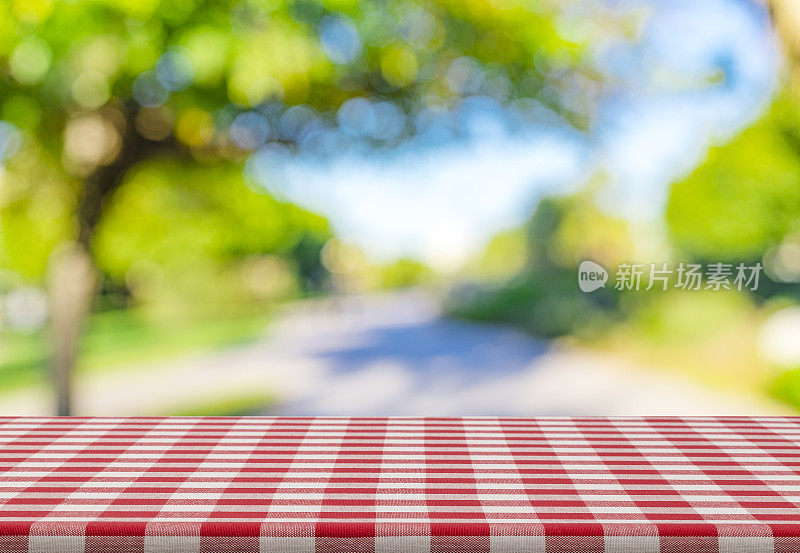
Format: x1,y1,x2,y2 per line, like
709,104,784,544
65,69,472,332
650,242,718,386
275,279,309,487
0,292,790,416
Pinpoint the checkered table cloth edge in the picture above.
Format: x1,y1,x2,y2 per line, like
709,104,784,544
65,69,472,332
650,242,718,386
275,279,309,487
2,416,800,553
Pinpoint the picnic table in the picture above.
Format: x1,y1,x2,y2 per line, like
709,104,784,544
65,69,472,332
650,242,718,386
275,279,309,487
1,416,799,552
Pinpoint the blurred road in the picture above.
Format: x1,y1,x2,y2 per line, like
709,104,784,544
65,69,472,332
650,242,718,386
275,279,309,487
0,291,790,416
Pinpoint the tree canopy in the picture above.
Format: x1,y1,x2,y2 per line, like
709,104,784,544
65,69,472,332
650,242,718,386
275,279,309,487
667,96,800,263
0,0,603,291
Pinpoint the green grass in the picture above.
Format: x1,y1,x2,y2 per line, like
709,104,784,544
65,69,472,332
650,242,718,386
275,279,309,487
0,308,272,393
770,368,800,410
163,391,277,416
0,330,47,390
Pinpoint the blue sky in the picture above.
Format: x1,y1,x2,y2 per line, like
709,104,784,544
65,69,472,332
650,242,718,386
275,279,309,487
256,0,780,269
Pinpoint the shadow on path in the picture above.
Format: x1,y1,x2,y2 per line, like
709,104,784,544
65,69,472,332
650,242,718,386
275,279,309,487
309,317,548,381
274,292,551,415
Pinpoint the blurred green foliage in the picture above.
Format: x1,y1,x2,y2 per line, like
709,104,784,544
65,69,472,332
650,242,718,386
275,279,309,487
464,227,527,281
0,0,602,308
771,368,800,409
94,160,330,308
165,390,276,416
373,257,433,289
667,96,800,263
456,93,800,342
0,140,77,279
96,161,329,278
627,290,751,346
448,188,630,337
0,0,593,118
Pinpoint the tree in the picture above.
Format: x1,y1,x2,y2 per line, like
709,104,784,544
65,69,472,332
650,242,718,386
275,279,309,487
666,96,800,260
665,94,800,298
447,188,631,337
770,0,800,87
0,0,603,414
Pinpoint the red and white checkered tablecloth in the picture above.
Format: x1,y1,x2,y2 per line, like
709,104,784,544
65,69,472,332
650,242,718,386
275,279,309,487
1,417,800,553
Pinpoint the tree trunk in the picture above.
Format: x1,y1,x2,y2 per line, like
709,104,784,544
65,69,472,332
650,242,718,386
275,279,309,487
770,0,800,89
47,244,96,416
48,104,186,415
48,105,144,416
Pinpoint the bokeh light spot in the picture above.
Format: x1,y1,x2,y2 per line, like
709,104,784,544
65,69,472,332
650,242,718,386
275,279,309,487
380,46,418,87
63,114,121,169
156,50,194,91
175,108,213,147
319,15,362,65
231,111,271,150
135,107,174,141
0,121,22,161
9,37,51,85
71,72,110,109
132,71,170,108
446,57,484,95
